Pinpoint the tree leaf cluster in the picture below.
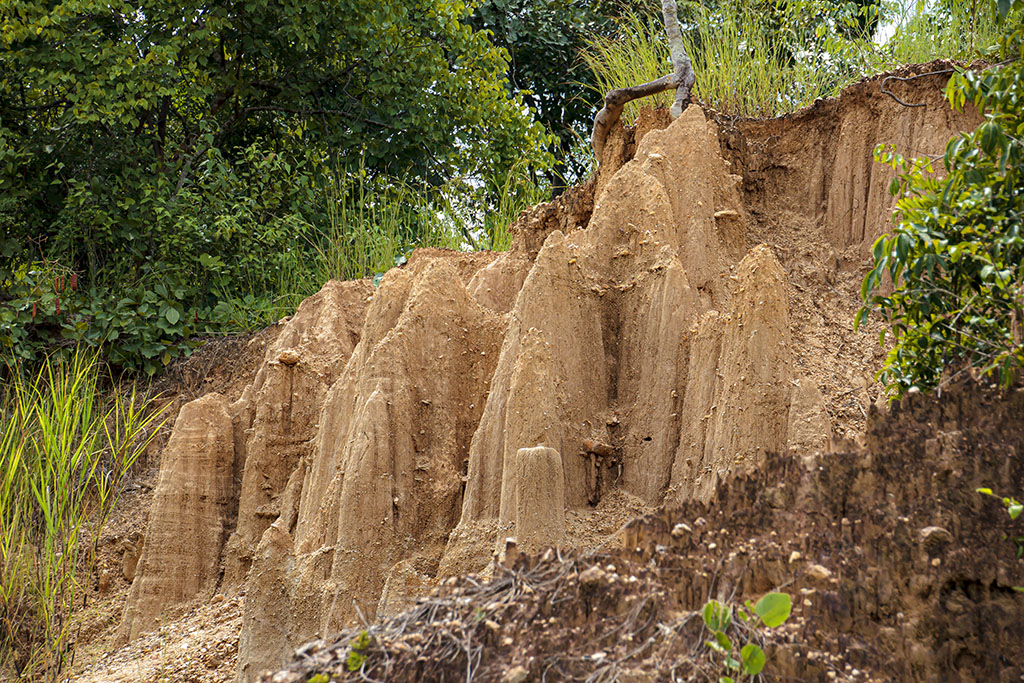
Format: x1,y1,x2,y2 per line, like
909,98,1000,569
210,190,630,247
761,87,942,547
859,0,1024,396
701,592,792,682
470,0,660,186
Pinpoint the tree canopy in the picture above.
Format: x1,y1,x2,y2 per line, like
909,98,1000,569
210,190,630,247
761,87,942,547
469,0,657,185
0,0,552,371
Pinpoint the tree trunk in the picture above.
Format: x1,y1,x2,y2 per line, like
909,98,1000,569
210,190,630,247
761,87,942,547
591,0,696,162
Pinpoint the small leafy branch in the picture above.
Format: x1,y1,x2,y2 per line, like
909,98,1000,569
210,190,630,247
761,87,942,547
701,592,792,682
857,0,1024,397
977,488,1024,566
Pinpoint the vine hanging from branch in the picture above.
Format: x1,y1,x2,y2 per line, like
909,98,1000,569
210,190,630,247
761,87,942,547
591,0,696,163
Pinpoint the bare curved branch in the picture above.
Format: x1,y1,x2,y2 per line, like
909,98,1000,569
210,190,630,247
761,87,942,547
590,0,696,164
591,73,677,161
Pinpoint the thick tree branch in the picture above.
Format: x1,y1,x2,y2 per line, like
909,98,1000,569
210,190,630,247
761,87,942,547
662,0,696,117
591,73,676,161
590,0,696,163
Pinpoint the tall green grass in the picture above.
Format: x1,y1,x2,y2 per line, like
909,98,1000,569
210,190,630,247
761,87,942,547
814,0,1020,78
298,164,549,300
581,0,1017,125
875,0,1010,66
581,12,678,125
582,7,839,122
483,160,552,251
441,158,552,253
168,151,552,333
683,4,839,118
312,171,464,285
0,350,165,680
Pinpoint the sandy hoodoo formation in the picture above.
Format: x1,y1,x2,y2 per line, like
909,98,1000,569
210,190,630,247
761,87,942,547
115,70,978,682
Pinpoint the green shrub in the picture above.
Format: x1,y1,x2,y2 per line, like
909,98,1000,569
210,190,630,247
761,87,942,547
859,2,1024,396
1,0,555,375
0,140,324,374
0,142,550,374
701,592,792,681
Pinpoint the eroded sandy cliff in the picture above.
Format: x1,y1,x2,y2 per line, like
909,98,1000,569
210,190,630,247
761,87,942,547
99,64,981,682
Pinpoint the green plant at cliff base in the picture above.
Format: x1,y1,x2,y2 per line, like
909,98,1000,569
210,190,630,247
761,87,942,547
701,591,792,682
0,349,166,680
977,488,1024,567
858,0,1024,397
346,630,372,673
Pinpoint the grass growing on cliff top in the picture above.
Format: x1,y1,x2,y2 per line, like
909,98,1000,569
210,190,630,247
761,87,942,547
0,350,165,680
301,164,547,304
581,0,1010,123
582,6,843,121
219,162,549,331
867,0,1012,68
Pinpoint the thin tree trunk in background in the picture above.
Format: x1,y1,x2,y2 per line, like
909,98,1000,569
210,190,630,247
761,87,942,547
590,0,696,162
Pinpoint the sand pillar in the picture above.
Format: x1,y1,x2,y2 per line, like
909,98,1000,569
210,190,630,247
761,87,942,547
514,446,565,553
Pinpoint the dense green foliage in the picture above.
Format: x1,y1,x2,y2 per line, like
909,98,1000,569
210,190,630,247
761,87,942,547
470,0,657,185
859,1,1023,396
0,351,165,678
1,0,552,373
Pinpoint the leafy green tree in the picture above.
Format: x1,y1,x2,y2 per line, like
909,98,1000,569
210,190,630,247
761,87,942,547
0,0,552,372
859,0,1024,396
470,0,659,186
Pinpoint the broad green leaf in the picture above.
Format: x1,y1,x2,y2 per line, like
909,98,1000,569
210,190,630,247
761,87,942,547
755,592,791,628
702,600,732,632
978,121,1004,157
702,601,716,628
741,643,766,675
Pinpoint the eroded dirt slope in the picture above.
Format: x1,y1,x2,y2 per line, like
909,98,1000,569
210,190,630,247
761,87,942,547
264,374,1024,683
73,64,983,683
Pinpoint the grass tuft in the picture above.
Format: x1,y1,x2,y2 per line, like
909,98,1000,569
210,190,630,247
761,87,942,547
0,349,166,680
582,6,837,121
